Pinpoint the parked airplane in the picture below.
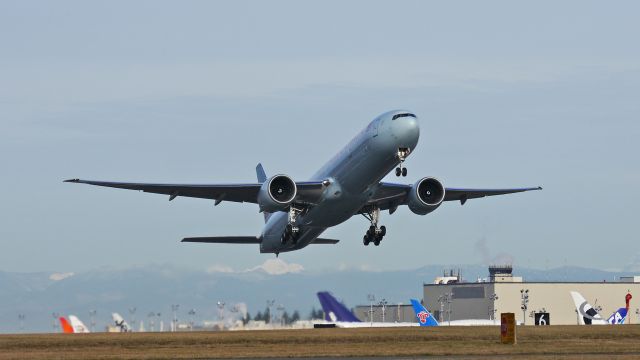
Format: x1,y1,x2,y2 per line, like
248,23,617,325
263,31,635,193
410,299,499,326
570,291,629,325
112,313,131,332
66,110,541,254
316,291,415,328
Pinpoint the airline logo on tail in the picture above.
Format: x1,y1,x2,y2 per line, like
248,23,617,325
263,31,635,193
410,299,439,327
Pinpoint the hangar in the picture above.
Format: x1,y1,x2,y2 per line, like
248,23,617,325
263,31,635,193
354,266,639,325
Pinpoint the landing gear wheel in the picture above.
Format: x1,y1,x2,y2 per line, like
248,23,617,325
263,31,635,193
395,167,402,177
402,167,407,177
380,226,386,237
374,240,381,246
363,235,370,246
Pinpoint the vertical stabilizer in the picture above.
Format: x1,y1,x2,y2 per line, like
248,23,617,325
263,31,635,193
68,315,90,333
256,163,272,223
570,291,605,325
317,291,361,322
59,317,74,333
410,299,439,326
112,313,131,332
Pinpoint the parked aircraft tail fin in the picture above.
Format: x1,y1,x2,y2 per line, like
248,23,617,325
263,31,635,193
410,299,439,326
112,313,132,332
317,291,361,322
59,317,74,333
607,308,628,324
570,291,605,325
256,163,272,223
68,315,90,333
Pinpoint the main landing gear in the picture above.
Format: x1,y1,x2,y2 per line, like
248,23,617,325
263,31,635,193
362,207,386,246
281,206,303,245
395,147,410,177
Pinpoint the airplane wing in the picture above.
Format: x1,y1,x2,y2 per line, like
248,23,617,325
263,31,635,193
63,179,325,205
365,182,541,212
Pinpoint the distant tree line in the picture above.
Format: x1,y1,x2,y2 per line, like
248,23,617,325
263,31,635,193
245,308,302,325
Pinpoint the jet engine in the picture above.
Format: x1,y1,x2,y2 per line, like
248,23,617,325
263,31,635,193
408,177,446,215
258,174,297,212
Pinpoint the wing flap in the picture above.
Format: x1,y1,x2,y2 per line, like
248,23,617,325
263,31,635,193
181,236,261,244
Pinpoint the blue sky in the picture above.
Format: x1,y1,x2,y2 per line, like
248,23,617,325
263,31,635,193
1,0,639,273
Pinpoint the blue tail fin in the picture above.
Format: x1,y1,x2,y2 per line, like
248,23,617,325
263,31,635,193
410,299,439,327
607,308,628,324
256,163,271,223
317,292,361,322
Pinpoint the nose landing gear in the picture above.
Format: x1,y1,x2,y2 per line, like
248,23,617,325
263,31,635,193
395,148,410,177
362,207,386,246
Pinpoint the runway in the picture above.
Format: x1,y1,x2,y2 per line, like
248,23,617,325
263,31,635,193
1,326,640,359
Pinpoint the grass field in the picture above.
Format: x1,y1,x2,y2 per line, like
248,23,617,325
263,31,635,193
2,326,640,359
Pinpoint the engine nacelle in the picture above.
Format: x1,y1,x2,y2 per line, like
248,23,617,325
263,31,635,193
408,177,446,215
258,174,297,212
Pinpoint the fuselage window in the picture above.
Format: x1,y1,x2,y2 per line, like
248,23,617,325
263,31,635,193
392,113,416,120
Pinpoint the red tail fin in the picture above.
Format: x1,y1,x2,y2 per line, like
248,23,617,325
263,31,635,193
59,317,74,333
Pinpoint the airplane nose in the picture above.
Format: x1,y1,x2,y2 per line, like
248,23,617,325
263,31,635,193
393,116,420,148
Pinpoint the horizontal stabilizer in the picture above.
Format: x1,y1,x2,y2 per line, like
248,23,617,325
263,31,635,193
311,238,340,244
182,236,260,244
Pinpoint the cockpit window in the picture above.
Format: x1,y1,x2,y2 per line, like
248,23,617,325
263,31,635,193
392,113,416,120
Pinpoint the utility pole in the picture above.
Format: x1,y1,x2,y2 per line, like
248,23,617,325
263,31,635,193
367,294,375,326
218,301,226,326
277,304,285,327
520,289,529,325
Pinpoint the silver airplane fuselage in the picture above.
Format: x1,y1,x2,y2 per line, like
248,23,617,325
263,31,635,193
260,110,419,253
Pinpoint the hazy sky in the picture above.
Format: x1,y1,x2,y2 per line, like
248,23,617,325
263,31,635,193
1,0,639,273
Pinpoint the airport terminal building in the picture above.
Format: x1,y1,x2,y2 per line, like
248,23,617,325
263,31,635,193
355,266,640,325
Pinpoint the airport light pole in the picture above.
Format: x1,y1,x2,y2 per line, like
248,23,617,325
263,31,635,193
218,301,226,326
188,309,196,331
520,289,529,325
277,304,285,327
148,312,156,332
266,300,274,325
378,299,388,323
446,292,453,326
367,294,375,326
52,312,59,333
129,307,137,332
18,314,25,333
488,293,499,321
89,310,97,332
171,304,179,332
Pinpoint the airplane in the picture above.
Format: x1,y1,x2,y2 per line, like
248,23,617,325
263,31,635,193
410,299,499,326
65,110,541,254
570,291,629,325
112,313,132,332
315,291,415,328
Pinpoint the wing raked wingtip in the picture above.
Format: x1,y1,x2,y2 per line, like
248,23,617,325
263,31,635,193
64,178,80,183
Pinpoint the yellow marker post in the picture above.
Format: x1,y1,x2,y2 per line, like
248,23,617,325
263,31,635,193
500,313,517,344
